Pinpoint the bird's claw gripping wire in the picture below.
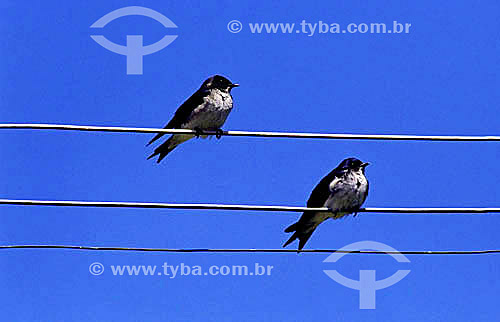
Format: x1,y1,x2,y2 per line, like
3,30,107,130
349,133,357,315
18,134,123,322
350,207,361,217
194,128,204,138
215,129,224,139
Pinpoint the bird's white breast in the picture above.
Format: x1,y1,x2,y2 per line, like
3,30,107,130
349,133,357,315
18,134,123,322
184,89,234,130
324,170,368,218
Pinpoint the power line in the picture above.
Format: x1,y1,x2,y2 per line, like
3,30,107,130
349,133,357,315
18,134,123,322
1,199,500,214
0,244,499,255
1,123,500,142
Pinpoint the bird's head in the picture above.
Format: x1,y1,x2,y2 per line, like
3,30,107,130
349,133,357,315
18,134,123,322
338,157,370,173
201,75,239,93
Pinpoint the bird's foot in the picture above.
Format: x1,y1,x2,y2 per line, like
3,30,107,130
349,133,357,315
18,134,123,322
194,127,204,138
348,207,361,217
215,129,224,139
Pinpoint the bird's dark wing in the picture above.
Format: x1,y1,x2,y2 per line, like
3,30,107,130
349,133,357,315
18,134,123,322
307,168,344,207
283,166,346,250
297,168,345,223
146,89,208,146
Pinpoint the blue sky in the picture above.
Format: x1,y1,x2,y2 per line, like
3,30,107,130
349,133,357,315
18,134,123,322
1,0,499,321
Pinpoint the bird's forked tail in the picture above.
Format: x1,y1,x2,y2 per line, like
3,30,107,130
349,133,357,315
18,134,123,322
147,136,178,163
147,134,194,163
282,221,316,251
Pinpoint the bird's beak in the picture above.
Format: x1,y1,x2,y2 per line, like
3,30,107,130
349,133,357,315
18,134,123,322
361,162,370,168
230,83,240,88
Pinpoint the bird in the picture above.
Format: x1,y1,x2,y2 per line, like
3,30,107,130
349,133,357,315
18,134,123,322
147,75,239,163
283,157,370,251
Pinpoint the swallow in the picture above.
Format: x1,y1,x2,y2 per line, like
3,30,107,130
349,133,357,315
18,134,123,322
147,75,239,163
283,158,370,251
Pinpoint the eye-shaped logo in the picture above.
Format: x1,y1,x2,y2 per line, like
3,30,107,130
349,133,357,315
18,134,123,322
90,6,178,75
323,241,411,309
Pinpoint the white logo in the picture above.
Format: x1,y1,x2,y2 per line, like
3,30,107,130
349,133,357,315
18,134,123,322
90,6,178,75
227,20,243,33
323,241,410,309
89,262,105,276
